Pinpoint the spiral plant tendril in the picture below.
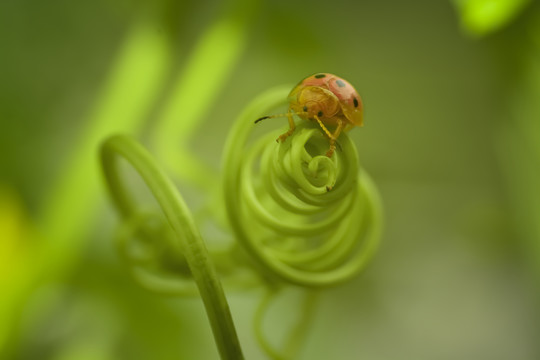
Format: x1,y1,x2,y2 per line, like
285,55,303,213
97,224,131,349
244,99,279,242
223,86,382,287
100,85,382,360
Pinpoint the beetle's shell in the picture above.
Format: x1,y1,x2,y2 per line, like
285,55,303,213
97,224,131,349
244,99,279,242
288,73,363,128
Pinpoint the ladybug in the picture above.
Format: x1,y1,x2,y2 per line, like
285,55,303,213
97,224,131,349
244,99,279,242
255,73,363,157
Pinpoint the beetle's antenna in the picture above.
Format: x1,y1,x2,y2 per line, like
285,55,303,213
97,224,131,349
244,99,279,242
254,111,308,124
254,113,287,123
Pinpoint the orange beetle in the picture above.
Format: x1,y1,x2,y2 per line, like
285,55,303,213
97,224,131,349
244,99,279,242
256,73,363,157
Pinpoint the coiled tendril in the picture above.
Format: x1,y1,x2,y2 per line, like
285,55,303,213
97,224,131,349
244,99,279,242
223,86,382,287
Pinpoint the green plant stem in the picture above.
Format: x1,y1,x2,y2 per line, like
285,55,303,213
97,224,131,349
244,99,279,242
152,0,258,189
38,21,172,278
101,135,243,360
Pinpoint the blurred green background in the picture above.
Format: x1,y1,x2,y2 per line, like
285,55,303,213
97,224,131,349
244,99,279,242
1,0,540,359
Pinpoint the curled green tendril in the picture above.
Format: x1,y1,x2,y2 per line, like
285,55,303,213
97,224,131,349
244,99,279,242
115,211,198,296
254,288,318,360
100,135,243,360
223,86,383,287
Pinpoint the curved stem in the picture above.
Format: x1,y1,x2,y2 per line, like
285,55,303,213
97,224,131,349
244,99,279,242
100,135,243,360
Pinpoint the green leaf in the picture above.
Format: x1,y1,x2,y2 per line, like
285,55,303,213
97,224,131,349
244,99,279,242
452,0,532,36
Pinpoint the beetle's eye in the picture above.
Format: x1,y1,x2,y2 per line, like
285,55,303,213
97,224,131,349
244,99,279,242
303,105,308,112
318,111,323,117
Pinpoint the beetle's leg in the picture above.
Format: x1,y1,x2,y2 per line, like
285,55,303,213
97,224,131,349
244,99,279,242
314,115,333,139
277,109,296,143
314,116,343,157
327,119,344,157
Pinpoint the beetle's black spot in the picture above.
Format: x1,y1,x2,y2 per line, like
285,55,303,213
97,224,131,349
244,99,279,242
353,97,359,108
317,111,323,117
303,105,308,112
336,79,346,87
314,74,326,78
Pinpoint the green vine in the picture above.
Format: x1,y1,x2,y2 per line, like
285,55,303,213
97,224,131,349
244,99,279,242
100,135,243,360
100,85,383,359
